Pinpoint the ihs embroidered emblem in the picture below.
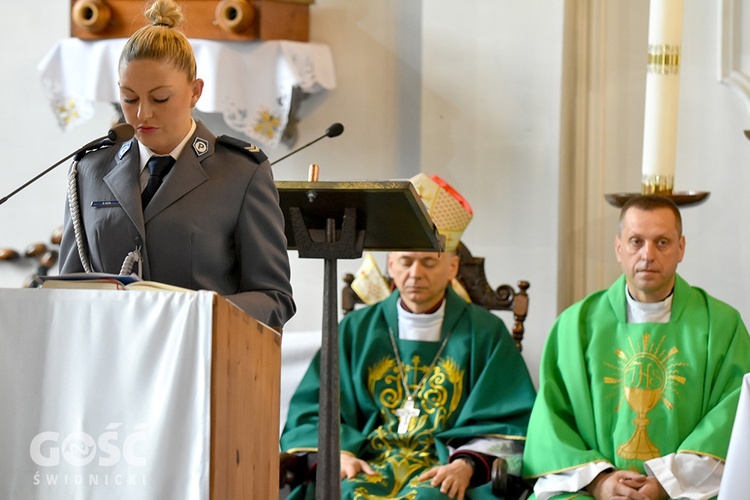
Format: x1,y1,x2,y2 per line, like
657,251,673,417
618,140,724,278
604,333,687,461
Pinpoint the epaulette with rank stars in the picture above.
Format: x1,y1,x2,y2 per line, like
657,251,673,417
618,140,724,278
217,135,268,164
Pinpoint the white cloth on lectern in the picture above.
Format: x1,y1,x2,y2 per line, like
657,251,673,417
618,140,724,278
718,373,750,499
0,288,214,499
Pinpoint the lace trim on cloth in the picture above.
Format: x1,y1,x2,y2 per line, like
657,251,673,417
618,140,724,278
38,38,336,148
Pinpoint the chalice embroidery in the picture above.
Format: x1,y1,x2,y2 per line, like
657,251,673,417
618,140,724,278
604,333,687,461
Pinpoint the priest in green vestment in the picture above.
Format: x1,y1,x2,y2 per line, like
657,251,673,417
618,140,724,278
523,195,750,500
281,174,537,499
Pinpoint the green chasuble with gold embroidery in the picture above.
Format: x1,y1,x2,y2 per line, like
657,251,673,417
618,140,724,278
523,274,750,491
281,287,536,499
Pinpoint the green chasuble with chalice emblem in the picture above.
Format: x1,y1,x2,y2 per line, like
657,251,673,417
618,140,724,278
522,274,750,498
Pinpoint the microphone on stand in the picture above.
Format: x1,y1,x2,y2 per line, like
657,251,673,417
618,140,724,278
75,123,135,160
0,123,135,206
270,122,344,166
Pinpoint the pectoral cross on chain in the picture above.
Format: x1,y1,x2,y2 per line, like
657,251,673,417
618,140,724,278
395,397,420,434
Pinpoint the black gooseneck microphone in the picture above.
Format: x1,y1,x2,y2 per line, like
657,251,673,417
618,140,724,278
74,123,135,160
0,123,135,206
270,122,344,166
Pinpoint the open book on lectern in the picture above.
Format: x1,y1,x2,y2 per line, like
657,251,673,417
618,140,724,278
38,272,190,292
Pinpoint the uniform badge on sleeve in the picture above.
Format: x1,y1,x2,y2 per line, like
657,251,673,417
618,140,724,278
118,141,132,159
193,137,209,156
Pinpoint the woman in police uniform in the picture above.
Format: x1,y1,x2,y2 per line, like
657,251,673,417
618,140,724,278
59,0,295,328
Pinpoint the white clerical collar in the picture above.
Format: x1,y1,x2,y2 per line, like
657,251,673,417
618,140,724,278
396,299,446,342
625,284,672,324
137,119,197,171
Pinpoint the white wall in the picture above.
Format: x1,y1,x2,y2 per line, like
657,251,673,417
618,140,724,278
277,0,563,427
14,1,749,393
2,1,747,453
419,0,563,384
280,1,426,338
0,0,564,388
572,1,750,321
278,1,564,385
0,2,113,285
670,1,750,314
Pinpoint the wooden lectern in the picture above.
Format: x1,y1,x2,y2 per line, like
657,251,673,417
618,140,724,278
210,293,281,499
0,288,279,499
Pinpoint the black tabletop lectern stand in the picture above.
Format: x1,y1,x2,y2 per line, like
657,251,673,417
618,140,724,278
276,180,441,499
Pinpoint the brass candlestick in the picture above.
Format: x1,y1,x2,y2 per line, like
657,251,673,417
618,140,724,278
641,174,674,195
604,191,709,208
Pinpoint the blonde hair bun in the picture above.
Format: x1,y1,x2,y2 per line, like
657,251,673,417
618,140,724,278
144,0,184,29
119,0,196,80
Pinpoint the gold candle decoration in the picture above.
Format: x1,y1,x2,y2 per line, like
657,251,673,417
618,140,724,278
641,0,684,195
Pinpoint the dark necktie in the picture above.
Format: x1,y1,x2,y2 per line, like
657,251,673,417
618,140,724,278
141,155,175,209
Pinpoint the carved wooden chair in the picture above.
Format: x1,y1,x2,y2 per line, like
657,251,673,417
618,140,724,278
342,241,529,349
280,241,532,498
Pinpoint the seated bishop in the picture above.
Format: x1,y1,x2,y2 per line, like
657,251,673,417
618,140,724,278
280,173,537,499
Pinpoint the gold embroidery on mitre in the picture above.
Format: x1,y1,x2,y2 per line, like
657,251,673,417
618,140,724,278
604,333,687,461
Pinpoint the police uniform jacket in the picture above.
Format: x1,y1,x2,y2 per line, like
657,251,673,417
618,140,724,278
59,121,296,328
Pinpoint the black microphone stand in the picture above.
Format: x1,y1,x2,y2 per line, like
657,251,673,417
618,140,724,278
271,123,344,166
0,124,134,206
0,150,90,207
